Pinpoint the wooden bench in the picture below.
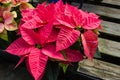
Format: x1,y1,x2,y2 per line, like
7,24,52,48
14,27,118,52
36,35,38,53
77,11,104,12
71,0,120,80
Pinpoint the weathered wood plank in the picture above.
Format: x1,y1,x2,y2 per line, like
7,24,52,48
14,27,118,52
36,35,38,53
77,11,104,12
78,59,120,80
82,3,120,19
98,38,120,57
102,0,120,6
101,21,120,36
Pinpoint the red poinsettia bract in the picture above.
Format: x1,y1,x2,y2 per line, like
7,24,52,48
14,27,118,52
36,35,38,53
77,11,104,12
54,0,101,59
6,36,83,80
6,2,83,80
5,0,101,80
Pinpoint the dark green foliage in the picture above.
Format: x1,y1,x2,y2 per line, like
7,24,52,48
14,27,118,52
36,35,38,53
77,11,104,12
43,61,60,80
94,48,101,58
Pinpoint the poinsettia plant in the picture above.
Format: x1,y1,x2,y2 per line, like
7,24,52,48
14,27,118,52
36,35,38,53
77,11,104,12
0,0,102,80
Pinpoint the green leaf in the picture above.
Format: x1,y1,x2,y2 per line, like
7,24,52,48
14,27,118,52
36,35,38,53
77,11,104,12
43,61,60,80
2,2,11,8
0,30,8,41
94,48,101,58
59,63,69,73
61,50,67,59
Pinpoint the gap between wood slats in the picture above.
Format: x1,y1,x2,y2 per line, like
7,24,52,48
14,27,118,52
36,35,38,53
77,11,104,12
99,32,120,42
98,53,120,65
100,15,120,24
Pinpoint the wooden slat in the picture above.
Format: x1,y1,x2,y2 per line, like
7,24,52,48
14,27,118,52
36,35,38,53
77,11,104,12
82,3,120,19
102,0,120,6
101,21,120,36
98,38,120,57
78,59,120,80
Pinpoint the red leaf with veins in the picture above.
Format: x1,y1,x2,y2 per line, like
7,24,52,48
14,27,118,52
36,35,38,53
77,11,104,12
81,30,98,60
21,9,43,29
65,48,83,62
46,28,59,43
55,0,64,15
56,15,74,28
37,21,53,44
42,44,66,61
56,27,80,51
42,43,83,62
35,3,55,22
82,13,101,29
20,27,38,45
22,9,35,22
21,18,43,29
6,38,34,56
27,48,48,80
73,10,85,27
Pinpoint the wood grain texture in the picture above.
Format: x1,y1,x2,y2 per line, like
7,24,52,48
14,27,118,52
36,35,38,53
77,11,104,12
82,3,120,19
78,59,120,80
101,21,120,36
98,38,120,57
102,0,120,6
